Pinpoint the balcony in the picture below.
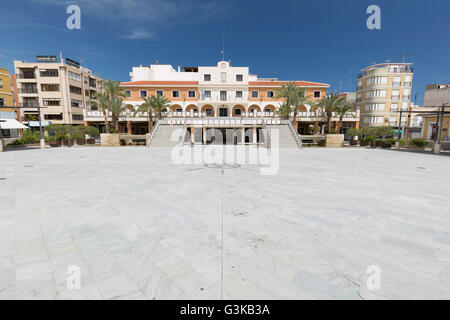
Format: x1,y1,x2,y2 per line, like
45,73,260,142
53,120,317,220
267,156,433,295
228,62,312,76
18,88,38,94
21,101,39,107
393,82,401,88
16,73,36,79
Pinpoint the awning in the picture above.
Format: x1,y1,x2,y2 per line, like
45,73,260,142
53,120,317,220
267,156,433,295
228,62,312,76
0,119,29,129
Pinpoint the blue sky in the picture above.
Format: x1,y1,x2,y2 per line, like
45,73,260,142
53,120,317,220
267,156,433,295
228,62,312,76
1,0,449,104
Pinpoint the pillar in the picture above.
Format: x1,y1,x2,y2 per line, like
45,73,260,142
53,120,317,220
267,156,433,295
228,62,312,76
127,121,132,134
203,127,207,144
190,127,195,144
253,127,257,144
241,128,245,144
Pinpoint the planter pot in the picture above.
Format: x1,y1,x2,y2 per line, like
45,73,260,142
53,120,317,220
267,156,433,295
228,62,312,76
76,139,85,145
56,140,63,147
370,141,377,148
100,133,120,146
87,138,96,145
350,140,359,146
49,141,58,147
360,140,369,146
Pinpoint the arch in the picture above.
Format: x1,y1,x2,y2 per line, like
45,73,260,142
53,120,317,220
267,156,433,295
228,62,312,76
263,105,275,112
124,104,135,111
297,105,307,112
201,105,215,117
248,104,261,113
171,104,183,112
186,104,199,112
232,105,245,117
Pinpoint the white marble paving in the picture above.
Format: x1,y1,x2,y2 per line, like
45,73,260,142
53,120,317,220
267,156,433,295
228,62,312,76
0,146,450,299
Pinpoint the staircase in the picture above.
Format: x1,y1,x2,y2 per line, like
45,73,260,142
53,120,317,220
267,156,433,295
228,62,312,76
266,124,301,148
148,125,185,147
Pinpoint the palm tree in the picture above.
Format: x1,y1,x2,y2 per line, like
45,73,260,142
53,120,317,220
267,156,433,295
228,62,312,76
109,97,127,132
318,92,345,133
335,103,356,133
151,94,172,120
134,95,172,133
309,100,323,135
134,96,154,133
276,82,308,130
275,102,292,120
90,92,110,132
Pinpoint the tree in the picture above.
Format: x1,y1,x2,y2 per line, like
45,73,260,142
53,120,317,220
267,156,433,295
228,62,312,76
309,100,323,134
90,91,111,132
134,95,172,133
109,97,127,132
335,103,356,133
276,82,308,130
274,102,292,120
134,96,155,133
317,92,345,133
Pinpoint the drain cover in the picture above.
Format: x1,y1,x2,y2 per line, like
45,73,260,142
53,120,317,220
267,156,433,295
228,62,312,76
203,163,241,170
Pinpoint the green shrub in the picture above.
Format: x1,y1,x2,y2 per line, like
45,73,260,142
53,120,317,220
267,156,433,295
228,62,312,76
399,139,407,146
410,138,428,148
108,127,118,134
364,136,375,142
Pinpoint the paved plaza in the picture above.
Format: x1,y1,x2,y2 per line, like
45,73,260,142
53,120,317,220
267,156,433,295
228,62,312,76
0,146,450,299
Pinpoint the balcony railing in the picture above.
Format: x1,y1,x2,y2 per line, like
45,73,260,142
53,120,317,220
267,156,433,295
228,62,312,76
16,74,36,79
21,101,39,107
18,88,38,94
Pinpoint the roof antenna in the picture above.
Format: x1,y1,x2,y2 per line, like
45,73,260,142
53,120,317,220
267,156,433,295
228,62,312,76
221,23,225,61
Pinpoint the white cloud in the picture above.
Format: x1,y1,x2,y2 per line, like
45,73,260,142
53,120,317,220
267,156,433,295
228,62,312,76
30,0,227,40
124,29,157,40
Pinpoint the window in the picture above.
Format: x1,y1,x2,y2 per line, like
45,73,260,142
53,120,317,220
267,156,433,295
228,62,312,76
176,108,182,113
72,114,84,121
265,108,272,114
84,76,88,84
69,85,82,94
204,91,211,98
402,102,408,110
85,90,89,97
40,69,59,77
140,90,147,98
393,77,401,87
368,76,388,85
391,103,398,112
44,114,63,120
364,116,383,124
367,90,386,98
221,72,226,82
314,91,321,98
251,90,258,98
0,79,3,88
204,74,211,81
188,90,196,98
267,91,274,98
220,91,227,101
43,99,61,106
172,90,180,98
71,99,82,108
124,90,131,97
236,74,243,82
41,84,60,92
365,103,385,111
156,90,163,97
205,108,213,116
68,71,81,81
0,98,4,106
235,108,241,115
236,91,243,99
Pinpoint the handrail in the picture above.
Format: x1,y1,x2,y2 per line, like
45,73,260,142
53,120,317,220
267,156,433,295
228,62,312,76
260,118,271,149
147,118,160,147
285,119,302,149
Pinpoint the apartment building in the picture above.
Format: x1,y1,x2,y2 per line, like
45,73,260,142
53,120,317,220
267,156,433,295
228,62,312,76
0,67,14,111
14,55,103,126
356,63,414,128
421,84,450,141
84,60,359,135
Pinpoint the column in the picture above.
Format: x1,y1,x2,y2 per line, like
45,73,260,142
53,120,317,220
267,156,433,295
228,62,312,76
253,127,257,144
190,127,195,144
127,121,132,134
241,128,245,144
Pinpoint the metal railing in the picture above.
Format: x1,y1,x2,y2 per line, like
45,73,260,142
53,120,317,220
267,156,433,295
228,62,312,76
260,118,271,149
146,119,161,147
18,88,38,94
283,119,302,148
